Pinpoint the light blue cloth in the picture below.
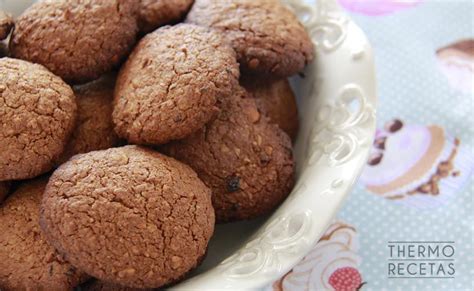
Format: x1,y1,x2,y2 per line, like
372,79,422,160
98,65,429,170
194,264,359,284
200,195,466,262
272,1,473,290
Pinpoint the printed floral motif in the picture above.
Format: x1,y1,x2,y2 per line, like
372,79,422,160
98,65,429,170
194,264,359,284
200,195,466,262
360,119,474,208
338,0,422,16
268,221,364,291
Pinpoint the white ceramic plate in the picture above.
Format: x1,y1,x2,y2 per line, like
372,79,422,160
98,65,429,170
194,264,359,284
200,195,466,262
0,0,377,289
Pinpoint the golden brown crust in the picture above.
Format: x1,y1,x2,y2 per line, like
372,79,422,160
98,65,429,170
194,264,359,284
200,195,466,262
10,0,138,84
113,24,239,145
0,10,13,40
40,146,215,288
241,76,299,140
57,76,122,164
162,87,295,222
186,0,314,77
0,178,89,290
0,58,77,181
138,0,194,33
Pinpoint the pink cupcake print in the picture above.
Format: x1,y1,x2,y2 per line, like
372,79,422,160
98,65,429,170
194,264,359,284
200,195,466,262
268,221,364,291
360,119,473,208
436,39,474,93
338,0,422,16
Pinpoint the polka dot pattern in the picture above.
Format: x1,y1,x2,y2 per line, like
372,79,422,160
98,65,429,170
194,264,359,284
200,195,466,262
335,1,474,290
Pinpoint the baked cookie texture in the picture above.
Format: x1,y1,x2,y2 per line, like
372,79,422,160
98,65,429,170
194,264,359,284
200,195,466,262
0,10,13,40
10,0,138,84
0,178,88,290
113,24,239,145
0,58,77,181
138,0,194,33
242,76,299,140
40,146,215,289
0,182,10,203
186,0,314,77
57,76,122,164
162,87,295,222
83,280,152,291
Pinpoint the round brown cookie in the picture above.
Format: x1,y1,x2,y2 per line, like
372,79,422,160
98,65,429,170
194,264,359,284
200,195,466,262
162,87,295,222
113,24,239,145
0,178,88,290
0,181,10,203
241,76,299,140
40,145,215,289
0,58,77,181
138,0,194,33
0,11,14,40
186,0,314,77
83,280,153,291
57,76,122,164
10,0,138,84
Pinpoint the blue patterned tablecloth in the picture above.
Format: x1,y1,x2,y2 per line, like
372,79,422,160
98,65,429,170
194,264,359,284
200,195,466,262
268,1,474,290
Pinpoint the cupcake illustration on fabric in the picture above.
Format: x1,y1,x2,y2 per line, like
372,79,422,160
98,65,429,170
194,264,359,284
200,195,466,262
436,39,473,94
338,0,422,16
360,119,473,208
269,221,364,291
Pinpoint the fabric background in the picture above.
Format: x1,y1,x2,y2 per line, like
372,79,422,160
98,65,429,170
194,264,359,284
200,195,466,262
270,1,474,290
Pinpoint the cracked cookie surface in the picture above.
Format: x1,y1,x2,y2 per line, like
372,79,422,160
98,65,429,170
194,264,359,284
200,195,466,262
58,76,122,164
0,178,88,290
162,87,295,222
40,145,215,289
241,76,299,140
113,24,239,145
0,58,77,181
10,0,138,84
0,10,13,40
138,0,194,33
186,0,314,77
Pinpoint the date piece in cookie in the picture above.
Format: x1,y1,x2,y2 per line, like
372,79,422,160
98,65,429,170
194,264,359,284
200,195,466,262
40,146,215,289
163,87,295,222
0,58,76,181
242,76,299,140
10,0,138,84
186,0,314,77
138,0,194,33
0,178,88,290
113,24,239,145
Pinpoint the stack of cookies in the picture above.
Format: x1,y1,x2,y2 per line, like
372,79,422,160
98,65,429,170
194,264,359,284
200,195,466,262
0,0,314,289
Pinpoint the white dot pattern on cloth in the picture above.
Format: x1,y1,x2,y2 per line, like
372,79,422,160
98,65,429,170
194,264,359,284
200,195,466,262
336,1,474,290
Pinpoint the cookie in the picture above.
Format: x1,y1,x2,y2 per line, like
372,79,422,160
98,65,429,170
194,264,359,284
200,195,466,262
0,58,77,181
0,178,88,290
138,0,194,33
57,76,122,164
40,146,215,288
113,24,239,145
0,182,10,203
0,10,13,40
241,76,299,140
186,0,314,77
10,0,138,84
83,280,152,291
162,87,295,222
